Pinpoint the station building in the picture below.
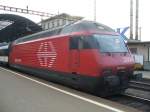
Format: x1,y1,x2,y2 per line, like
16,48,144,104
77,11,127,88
40,13,83,30
128,40,150,70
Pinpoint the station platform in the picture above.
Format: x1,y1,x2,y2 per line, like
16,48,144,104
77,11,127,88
134,71,150,79
0,67,140,112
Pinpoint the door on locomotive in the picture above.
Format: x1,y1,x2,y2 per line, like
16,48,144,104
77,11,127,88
69,36,83,73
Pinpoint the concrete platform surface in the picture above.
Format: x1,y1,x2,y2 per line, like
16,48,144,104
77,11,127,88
0,67,140,112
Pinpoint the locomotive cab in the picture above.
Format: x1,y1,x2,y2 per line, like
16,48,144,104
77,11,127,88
61,21,134,95
68,33,134,94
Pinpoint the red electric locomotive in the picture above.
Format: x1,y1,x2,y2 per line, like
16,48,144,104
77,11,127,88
9,21,134,96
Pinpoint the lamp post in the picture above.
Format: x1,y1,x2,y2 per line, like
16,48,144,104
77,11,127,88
135,0,139,40
94,0,96,21
130,0,133,40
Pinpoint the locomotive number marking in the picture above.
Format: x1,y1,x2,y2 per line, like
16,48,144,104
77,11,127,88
14,58,22,63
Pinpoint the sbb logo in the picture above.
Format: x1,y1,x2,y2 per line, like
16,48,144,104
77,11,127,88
37,41,57,68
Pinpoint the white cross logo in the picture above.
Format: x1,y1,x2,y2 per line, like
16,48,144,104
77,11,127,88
37,41,57,68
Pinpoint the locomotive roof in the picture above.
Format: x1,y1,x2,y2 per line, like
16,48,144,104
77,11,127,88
14,20,115,44
60,20,114,34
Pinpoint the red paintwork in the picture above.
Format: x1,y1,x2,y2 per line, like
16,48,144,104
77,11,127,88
9,31,134,78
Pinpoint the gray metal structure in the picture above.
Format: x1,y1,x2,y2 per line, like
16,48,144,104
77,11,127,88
0,5,54,17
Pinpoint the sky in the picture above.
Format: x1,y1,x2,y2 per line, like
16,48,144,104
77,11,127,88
0,0,149,41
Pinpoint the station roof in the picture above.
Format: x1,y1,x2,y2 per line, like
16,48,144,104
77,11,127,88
128,41,150,45
0,14,42,43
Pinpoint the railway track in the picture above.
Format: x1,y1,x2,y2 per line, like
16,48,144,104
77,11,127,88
107,94,150,112
123,93,150,102
106,79,150,112
129,80,150,92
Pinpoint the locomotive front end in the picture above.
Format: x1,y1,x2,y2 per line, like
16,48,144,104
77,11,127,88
92,34,135,95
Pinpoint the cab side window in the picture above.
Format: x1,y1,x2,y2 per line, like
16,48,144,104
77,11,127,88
70,36,99,50
82,36,99,49
70,37,83,49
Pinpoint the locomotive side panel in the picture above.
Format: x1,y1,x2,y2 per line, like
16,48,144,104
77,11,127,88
9,36,70,73
9,36,101,92
78,50,101,77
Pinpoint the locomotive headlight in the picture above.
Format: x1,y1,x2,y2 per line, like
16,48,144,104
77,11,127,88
102,68,112,76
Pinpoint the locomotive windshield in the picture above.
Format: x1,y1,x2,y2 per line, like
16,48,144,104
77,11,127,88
69,34,128,53
93,34,128,53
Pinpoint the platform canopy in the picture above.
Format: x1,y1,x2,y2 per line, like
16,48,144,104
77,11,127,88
0,14,42,43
